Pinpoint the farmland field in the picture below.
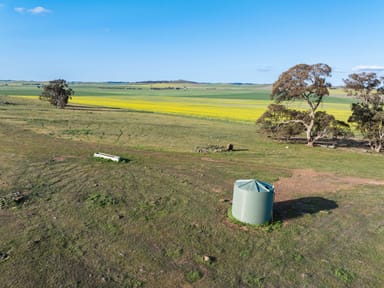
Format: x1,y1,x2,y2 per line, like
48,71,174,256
0,81,353,122
1,83,383,287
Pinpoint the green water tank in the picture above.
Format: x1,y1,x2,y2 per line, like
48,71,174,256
232,179,274,225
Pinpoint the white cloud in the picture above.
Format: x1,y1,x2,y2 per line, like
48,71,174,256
352,65,384,72
14,6,51,15
15,7,26,13
28,6,50,14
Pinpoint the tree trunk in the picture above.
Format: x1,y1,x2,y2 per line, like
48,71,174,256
305,115,315,147
307,141,314,147
369,139,382,152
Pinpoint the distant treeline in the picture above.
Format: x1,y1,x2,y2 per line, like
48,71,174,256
134,80,198,84
97,86,185,90
98,86,144,90
150,87,184,90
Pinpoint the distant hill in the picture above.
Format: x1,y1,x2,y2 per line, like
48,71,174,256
1,79,260,85
133,80,199,85
230,82,257,85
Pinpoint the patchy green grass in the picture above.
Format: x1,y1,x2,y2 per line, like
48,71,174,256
0,96,384,287
186,270,203,283
86,193,118,208
243,273,265,287
334,267,356,284
62,128,93,136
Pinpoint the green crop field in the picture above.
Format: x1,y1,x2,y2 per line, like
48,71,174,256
0,81,353,123
1,84,382,287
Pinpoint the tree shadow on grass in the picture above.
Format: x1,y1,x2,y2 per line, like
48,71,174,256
233,148,249,152
273,197,338,221
66,104,122,112
274,137,370,150
66,104,154,114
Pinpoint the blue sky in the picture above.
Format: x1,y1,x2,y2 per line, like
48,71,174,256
1,0,384,84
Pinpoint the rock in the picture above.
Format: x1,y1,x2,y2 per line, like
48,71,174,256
203,255,216,263
12,191,26,203
195,144,227,153
0,252,9,261
226,143,234,151
301,273,312,279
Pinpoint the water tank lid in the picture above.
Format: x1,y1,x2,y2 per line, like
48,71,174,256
236,179,274,193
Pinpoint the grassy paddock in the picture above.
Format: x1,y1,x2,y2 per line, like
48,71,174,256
0,95,383,287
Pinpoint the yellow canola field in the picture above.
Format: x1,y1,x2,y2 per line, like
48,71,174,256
18,95,352,123
72,96,272,122
72,96,352,123
282,101,352,122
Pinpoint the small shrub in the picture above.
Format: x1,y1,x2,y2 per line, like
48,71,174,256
243,273,265,287
62,129,92,136
334,267,355,284
125,278,143,288
293,253,304,262
86,193,117,208
0,197,9,209
240,248,252,258
104,222,120,235
0,192,27,209
186,270,203,283
165,247,184,259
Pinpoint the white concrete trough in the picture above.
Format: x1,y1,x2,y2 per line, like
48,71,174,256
93,152,121,162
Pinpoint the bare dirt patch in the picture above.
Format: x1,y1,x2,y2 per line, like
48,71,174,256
51,155,78,162
200,157,228,163
274,169,384,201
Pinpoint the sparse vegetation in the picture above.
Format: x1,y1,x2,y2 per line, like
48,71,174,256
243,273,265,287
86,193,117,208
0,85,384,287
186,270,203,283
334,267,356,284
62,129,93,136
